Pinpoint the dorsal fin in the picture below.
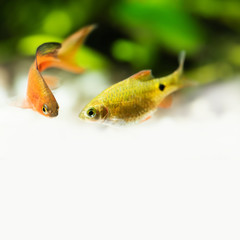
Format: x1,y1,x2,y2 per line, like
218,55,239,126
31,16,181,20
36,42,61,71
129,70,154,81
37,42,61,56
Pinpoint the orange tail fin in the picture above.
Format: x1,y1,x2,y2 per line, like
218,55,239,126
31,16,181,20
36,24,96,73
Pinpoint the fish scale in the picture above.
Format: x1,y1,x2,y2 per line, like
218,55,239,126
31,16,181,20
101,79,161,122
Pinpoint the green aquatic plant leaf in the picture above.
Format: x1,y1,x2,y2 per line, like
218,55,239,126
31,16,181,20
111,39,154,68
112,1,205,54
17,35,62,55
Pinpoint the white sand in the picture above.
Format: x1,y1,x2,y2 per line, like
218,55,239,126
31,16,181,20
0,72,240,239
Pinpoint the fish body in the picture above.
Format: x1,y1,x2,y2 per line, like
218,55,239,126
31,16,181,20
24,61,59,117
21,25,95,117
79,52,186,125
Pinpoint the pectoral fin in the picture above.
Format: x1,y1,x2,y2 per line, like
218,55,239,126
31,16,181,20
158,95,173,108
12,98,32,109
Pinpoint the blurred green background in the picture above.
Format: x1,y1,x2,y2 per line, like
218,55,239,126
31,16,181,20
0,0,239,86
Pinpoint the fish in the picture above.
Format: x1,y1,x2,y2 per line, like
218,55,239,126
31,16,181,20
79,51,188,125
20,25,95,117
21,60,59,117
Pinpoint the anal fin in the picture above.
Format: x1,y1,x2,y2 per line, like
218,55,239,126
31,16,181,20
140,115,152,123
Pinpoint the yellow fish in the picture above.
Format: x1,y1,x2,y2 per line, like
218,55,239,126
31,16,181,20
79,52,188,125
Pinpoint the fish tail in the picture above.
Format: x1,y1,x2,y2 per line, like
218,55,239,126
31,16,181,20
175,51,189,87
36,25,96,73
178,50,186,76
57,24,96,73
177,51,198,87
166,51,186,87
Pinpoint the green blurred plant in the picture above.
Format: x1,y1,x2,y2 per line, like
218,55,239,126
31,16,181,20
0,0,239,82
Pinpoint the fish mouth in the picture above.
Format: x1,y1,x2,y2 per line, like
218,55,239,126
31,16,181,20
50,112,58,117
78,111,84,119
48,110,58,117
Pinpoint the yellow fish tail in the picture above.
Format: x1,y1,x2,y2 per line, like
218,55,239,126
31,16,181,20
178,50,186,76
174,51,195,88
161,51,186,88
177,51,198,87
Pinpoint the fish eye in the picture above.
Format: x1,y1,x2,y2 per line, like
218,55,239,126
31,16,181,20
159,84,165,91
42,104,48,114
87,108,96,118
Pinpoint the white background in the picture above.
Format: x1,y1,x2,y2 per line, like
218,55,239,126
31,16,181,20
0,71,240,240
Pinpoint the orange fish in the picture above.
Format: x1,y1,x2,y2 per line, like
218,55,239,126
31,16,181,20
22,60,59,117
20,25,95,117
